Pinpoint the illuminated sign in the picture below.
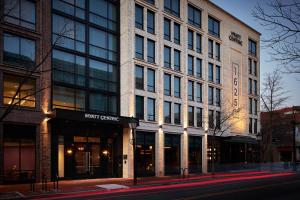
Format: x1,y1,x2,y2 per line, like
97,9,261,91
84,113,120,122
232,63,239,110
229,32,242,46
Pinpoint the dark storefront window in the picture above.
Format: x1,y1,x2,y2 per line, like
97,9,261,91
4,0,36,30
136,132,155,176
164,0,180,17
164,101,171,123
135,65,144,90
189,136,202,173
3,74,36,108
147,10,155,34
164,134,181,174
3,33,35,68
135,4,144,29
208,16,220,37
188,4,201,28
136,95,144,120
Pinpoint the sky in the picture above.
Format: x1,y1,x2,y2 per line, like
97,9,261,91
211,0,300,107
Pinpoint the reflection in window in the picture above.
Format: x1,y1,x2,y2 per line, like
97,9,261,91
53,0,85,19
135,35,144,59
208,86,214,105
90,93,117,114
216,65,221,84
215,43,220,61
147,10,155,34
164,18,171,41
164,73,171,96
147,39,155,63
3,33,35,68
196,83,202,103
135,65,144,90
164,134,181,174
208,16,220,37
188,81,194,101
248,39,257,56
188,30,194,50
196,108,202,127
196,58,202,78
188,4,201,28
3,74,36,108
174,22,180,44
164,101,171,123
135,4,144,29
208,39,213,58
188,55,194,76
4,0,36,30
196,33,202,53
174,49,181,71
174,76,181,98
147,98,155,121
208,63,213,82
188,106,194,126
53,86,85,111
164,46,171,68
147,68,155,92
164,0,180,17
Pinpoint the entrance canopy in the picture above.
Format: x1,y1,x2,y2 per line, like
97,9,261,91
49,109,139,128
224,136,258,144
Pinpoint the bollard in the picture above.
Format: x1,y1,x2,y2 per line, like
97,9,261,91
30,174,35,192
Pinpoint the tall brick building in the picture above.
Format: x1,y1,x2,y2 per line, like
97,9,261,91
0,0,260,184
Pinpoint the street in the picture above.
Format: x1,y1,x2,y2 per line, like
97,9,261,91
30,172,300,200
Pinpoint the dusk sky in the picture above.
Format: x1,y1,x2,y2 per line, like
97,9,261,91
211,0,300,107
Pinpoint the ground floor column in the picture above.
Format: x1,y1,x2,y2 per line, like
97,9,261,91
181,131,188,174
40,119,51,181
155,129,164,176
202,134,208,173
123,128,133,178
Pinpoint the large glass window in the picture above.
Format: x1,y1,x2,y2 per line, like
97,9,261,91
196,83,202,103
54,0,85,19
164,134,181,175
216,65,221,84
208,86,214,105
52,50,85,86
135,4,144,29
208,63,213,82
188,136,202,173
188,80,194,101
215,43,220,61
89,0,117,31
188,4,201,28
3,33,35,68
216,88,221,107
208,16,220,37
174,103,181,124
174,76,181,98
147,68,155,92
196,33,202,53
164,101,171,123
164,46,171,68
174,49,181,71
248,39,257,56
147,98,155,121
3,74,36,108
196,108,202,127
188,106,194,126
174,22,180,44
89,93,117,114
53,14,85,53
188,55,194,76
53,86,85,110
208,39,213,58
196,58,202,78
135,35,144,60
164,0,180,17
188,30,194,50
147,39,155,63
164,73,171,96
136,95,144,119
89,59,118,92
135,65,144,90
164,18,171,41
147,10,155,34
209,110,214,129
4,0,36,30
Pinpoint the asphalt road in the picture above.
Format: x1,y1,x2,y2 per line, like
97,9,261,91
32,173,300,200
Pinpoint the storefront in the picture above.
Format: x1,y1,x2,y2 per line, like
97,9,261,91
164,133,181,175
188,135,202,173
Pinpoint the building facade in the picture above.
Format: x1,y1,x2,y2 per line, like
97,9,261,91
0,0,260,183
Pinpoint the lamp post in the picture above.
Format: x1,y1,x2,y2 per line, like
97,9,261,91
129,118,138,185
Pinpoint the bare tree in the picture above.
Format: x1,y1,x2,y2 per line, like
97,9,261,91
253,0,300,74
207,101,244,174
260,68,289,162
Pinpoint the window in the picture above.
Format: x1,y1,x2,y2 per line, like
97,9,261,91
254,99,258,115
254,80,257,95
146,0,155,4
147,10,155,34
216,111,221,129
208,86,214,105
164,46,171,68
209,110,214,129
174,76,181,98
196,83,202,103
135,4,144,29
136,96,144,119
52,50,85,87
188,29,194,50
53,14,85,53
188,81,194,101
248,78,252,94
164,101,171,123
188,106,194,126
174,49,181,71
89,27,117,61
164,73,171,96
88,0,117,31
174,22,180,44
196,108,202,127
4,0,36,30
164,0,180,17
135,65,144,90
164,18,171,41
147,98,155,121
208,39,213,58
54,0,85,19
248,59,252,74
3,33,35,68
249,118,253,133
216,65,221,84
188,55,194,76
248,39,257,56
216,88,221,107
208,63,213,82
196,34,202,53
135,35,144,59
174,103,181,124
254,119,258,134
253,61,257,76
147,39,155,63
215,43,220,61
196,58,202,78
89,93,117,114
3,74,36,108
147,68,155,92
208,16,220,37
249,98,252,114
53,86,85,111
188,4,201,28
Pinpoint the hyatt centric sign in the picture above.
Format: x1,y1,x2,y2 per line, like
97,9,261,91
84,113,120,122
229,32,242,46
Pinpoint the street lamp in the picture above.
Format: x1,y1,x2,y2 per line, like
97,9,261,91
129,118,138,185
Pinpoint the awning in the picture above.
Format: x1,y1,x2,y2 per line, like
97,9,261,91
224,135,258,144
49,109,139,128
